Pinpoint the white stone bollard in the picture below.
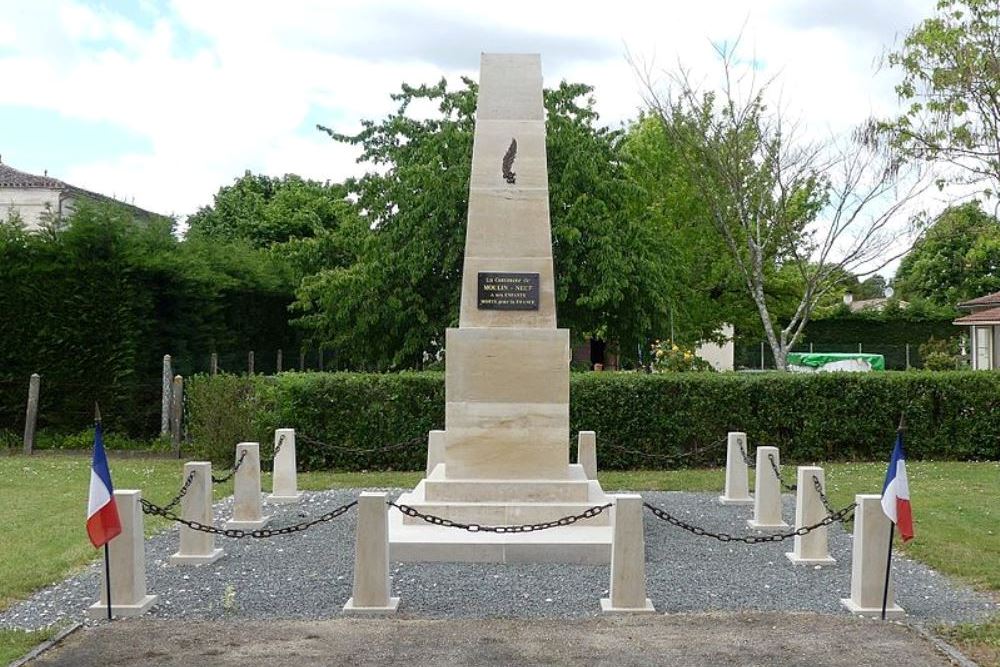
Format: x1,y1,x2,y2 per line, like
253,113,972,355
747,446,788,529
600,494,655,613
343,492,399,614
225,442,271,530
88,490,158,619
577,431,597,480
785,466,835,565
269,429,302,505
841,494,905,618
170,462,224,565
426,430,446,476
719,432,753,505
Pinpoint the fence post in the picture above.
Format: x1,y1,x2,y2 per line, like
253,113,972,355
299,350,306,372
276,349,283,373
161,355,172,437
760,341,765,369
210,352,218,376
840,494,905,618
748,446,788,529
87,490,158,619
23,373,40,455
600,494,655,613
905,344,911,370
318,349,324,372
225,442,271,529
344,492,399,614
248,350,254,375
170,375,183,457
858,342,863,353
785,466,835,565
719,432,753,505
269,429,301,504
809,342,814,353
169,462,224,565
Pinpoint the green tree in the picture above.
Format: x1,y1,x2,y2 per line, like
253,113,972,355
895,200,1000,305
296,78,676,368
873,0,1000,192
186,172,354,248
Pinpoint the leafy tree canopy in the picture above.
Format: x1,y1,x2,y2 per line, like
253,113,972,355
895,200,1000,306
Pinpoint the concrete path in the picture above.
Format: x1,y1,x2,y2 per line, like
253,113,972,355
34,612,958,667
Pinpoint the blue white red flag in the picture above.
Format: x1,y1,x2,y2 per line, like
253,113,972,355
87,421,122,548
881,430,914,542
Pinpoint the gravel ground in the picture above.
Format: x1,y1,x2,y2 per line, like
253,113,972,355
1,489,995,631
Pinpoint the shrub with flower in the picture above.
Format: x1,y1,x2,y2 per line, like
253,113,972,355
650,340,714,372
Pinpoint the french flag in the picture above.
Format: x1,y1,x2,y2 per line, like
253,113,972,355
87,421,122,548
881,430,914,542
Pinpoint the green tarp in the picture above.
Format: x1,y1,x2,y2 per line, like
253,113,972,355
786,352,886,371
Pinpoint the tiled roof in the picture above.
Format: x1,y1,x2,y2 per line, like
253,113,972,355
957,291,1000,309
0,163,65,189
954,305,1000,325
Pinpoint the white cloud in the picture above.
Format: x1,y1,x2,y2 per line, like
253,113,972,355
0,0,938,235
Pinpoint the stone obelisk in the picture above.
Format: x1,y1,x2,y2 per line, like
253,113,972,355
389,54,611,563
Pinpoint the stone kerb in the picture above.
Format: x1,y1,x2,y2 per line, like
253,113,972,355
170,462,224,566
225,442,271,530
748,446,788,529
88,490,158,619
269,429,302,505
344,492,399,614
719,432,752,505
600,494,655,614
786,466,835,565
841,494,905,619
577,431,597,480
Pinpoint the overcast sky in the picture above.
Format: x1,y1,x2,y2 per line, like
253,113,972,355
0,0,938,222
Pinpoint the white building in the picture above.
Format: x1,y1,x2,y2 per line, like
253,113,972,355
954,291,1000,370
0,160,159,231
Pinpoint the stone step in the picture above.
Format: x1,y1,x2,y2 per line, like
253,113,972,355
397,500,611,527
423,478,592,503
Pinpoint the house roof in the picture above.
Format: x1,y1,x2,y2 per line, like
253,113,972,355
957,291,1000,309
954,305,1000,325
0,163,65,189
0,162,163,219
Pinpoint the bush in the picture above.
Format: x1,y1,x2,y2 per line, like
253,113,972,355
185,370,1000,470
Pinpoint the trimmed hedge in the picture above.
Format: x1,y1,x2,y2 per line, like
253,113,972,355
186,370,1000,470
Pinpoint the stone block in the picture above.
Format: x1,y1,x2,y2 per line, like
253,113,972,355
747,446,788,529
343,492,399,614
459,257,557,328
225,443,271,530
786,466,835,565
470,119,548,191
88,490,158,619
465,187,552,258
718,432,753,505
445,327,568,405
475,53,543,121
170,462,224,566
840,494,905,618
577,431,597,480
269,428,301,505
600,494,655,613
426,430,446,477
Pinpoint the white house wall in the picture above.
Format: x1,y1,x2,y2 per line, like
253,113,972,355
0,187,64,231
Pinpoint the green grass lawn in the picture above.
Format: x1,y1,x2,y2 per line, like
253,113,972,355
1,456,997,664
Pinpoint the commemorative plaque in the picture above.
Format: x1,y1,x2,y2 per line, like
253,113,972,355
477,271,540,310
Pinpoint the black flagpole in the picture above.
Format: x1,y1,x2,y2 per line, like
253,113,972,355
96,403,112,622
882,413,905,621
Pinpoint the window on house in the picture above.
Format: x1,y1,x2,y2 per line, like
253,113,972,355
975,326,993,369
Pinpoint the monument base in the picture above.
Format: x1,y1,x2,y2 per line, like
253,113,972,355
342,597,400,615
840,598,905,619
389,464,612,563
718,495,753,506
224,516,271,531
267,492,303,505
600,597,656,614
784,552,836,566
169,548,225,566
87,594,158,620
747,519,789,530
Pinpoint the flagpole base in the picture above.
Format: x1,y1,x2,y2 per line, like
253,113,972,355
169,548,225,566
839,598,905,619
87,594,157,620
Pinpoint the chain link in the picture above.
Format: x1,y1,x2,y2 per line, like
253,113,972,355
159,470,197,513
269,433,286,461
212,449,248,484
812,474,837,515
739,439,756,467
387,501,612,533
140,497,358,538
643,500,856,544
298,432,425,455
767,453,797,491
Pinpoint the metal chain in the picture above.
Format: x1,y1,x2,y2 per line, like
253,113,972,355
643,500,856,544
600,438,726,464
387,501,612,534
140,497,358,538
272,433,285,459
212,449,248,484
812,474,837,515
298,432,425,455
159,470,197,513
767,453,797,491
739,439,756,467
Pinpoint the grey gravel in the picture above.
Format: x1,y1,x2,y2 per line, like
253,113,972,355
1,489,995,631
